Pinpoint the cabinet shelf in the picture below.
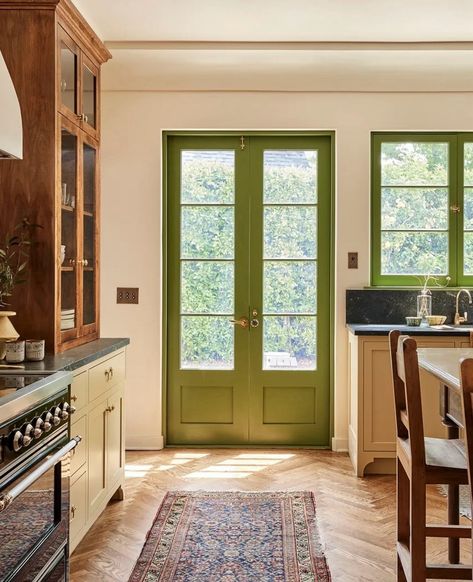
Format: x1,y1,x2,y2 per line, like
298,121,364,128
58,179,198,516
84,210,94,218
62,204,76,213
61,266,74,272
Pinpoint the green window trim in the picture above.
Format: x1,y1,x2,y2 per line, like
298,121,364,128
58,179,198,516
371,132,473,287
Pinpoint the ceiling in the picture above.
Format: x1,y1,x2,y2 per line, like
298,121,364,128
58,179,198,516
72,0,473,92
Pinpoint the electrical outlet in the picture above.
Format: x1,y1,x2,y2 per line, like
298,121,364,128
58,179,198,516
117,287,139,304
348,252,358,269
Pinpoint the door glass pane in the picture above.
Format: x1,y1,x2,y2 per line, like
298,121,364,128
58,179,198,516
82,64,96,128
180,151,235,369
263,150,317,204
464,143,473,186
263,150,318,370
381,231,448,275
379,141,449,276
263,316,316,370
83,143,96,326
264,207,316,259
181,316,233,369
61,129,77,331
60,43,76,113
181,262,233,314
264,262,316,314
181,207,234,259
181,150,234,204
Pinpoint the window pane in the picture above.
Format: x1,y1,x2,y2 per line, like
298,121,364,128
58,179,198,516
181,262,233,314
465,233,473,275
465,143,473,187
181,316,233,369
381,231,448,275
381,142,448,186
264,261,316,314
263,150,317,204
181,207,234,259
264,207,316,259
465,189,473,230
263,316,316,370
381,188,448,230
181,150,234,204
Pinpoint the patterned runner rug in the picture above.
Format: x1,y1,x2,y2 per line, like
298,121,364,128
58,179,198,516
129,491,331,582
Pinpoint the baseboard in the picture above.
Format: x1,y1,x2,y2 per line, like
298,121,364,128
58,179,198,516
126,434,164,450
331,437,348,452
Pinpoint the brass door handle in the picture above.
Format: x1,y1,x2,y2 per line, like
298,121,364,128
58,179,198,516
450,205,461,213
229,317,249,328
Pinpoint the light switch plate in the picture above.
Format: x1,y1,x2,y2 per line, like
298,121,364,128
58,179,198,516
117,287,139,304
348,252,358,269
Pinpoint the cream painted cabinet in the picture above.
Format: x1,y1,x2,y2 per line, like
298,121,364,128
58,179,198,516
348,333,464,477
69,349,126,553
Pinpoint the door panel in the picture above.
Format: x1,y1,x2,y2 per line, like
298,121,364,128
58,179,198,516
167,135,331,446
167,137,250,444
248,138,331,445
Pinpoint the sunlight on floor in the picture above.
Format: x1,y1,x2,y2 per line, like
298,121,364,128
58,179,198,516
186,452,296,480
125,464,153,478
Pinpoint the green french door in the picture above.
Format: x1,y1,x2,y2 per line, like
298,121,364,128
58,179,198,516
166,134,332,446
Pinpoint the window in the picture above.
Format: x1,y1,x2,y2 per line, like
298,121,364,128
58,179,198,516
371,133,473,286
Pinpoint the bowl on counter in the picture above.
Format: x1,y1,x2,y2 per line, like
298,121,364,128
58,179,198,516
425,315,447,326
405,316,422,327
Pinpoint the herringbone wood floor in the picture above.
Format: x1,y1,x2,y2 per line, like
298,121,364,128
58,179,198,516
70,449,471,581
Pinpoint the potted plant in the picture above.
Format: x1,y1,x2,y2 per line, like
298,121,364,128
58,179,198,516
0,219,41,358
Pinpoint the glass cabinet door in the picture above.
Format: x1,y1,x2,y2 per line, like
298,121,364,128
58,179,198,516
82,62,96,129
60,127,78,335
82,140,98,329
59,30,78,117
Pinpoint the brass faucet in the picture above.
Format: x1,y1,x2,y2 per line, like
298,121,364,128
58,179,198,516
454,289,472,325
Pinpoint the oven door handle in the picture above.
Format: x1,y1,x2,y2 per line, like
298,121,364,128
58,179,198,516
0,435,81,513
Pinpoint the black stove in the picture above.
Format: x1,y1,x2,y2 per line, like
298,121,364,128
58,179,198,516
0,369,79,582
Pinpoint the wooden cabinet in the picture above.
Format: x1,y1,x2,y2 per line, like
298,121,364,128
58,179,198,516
348,333,466,476
69,349,126,553
0,0,110,352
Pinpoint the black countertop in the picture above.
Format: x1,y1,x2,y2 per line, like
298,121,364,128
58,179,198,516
347,324,473,337
18,338,130,372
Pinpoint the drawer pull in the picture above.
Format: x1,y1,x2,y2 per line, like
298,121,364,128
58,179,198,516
105,405,115,413
109,367,114,379
71,505,76,519
71,395,77,402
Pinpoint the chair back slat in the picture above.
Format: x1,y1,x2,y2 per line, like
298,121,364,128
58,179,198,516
460,358,473,503
389,330,425,465
389,330,408,440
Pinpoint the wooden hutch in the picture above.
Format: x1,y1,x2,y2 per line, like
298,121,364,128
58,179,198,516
0,0,111,352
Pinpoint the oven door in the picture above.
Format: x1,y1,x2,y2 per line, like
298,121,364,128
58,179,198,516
0,431,80,582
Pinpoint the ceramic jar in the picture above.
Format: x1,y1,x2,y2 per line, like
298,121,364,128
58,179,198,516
5,339,25,363
26,339,45,361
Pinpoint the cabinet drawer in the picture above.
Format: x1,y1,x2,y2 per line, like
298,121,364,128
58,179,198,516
89,351,126,402
70,470,87,542
71,371,88,413
71,414,87,476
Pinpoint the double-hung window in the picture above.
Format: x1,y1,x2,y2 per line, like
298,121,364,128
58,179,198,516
371,133,473,286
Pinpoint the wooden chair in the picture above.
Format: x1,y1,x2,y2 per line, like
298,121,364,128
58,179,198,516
389,330,471,581
460,356,473,576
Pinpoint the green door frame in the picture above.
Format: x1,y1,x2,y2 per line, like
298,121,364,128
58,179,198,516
161,130,336,447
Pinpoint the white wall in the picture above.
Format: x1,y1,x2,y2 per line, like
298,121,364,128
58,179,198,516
100,91,473,450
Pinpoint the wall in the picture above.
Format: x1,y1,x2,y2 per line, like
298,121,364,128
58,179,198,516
100,91,473,450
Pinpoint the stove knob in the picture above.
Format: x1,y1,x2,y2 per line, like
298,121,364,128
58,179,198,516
50,407,61,426
41,411,53,432
9,430,24,452
58,402,69,420
22,423,34,446
32,417,44,439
